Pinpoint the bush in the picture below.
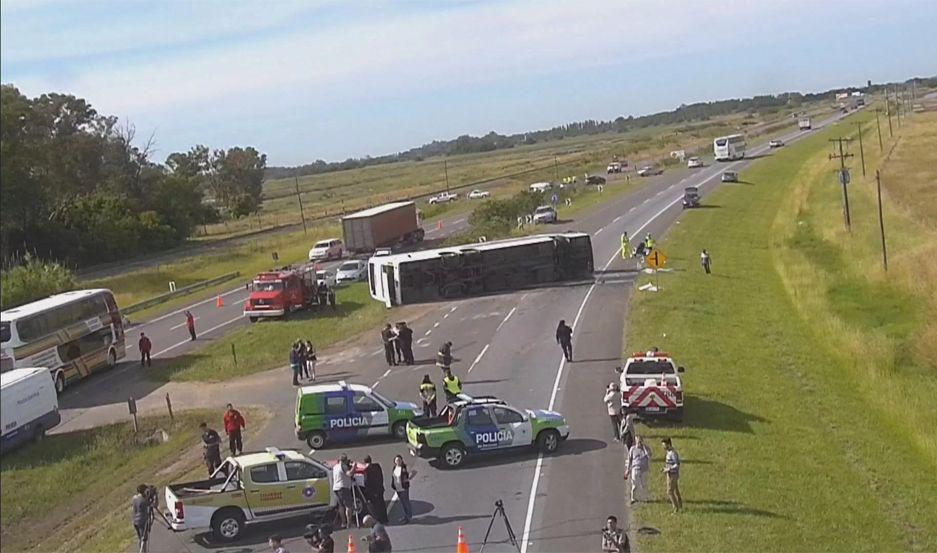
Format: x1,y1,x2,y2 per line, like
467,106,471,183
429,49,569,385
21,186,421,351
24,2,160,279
468,190,544,236
0,255,76,309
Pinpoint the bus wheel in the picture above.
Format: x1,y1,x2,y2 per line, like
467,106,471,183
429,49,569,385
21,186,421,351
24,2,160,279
106,349,118,369
54,373,66,394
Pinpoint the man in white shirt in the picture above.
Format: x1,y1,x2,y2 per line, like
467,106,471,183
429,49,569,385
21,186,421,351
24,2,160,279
625,436,651,503
603,383,621,441
332,454,355,528
661,437,683,513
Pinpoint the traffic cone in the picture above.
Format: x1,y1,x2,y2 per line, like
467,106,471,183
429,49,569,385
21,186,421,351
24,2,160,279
346,533,357,553
456,526,469,553
216,294,224,308
437,220,443,230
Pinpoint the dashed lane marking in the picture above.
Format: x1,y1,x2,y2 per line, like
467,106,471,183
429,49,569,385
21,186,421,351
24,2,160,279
467,344,490,374
496,306,517,332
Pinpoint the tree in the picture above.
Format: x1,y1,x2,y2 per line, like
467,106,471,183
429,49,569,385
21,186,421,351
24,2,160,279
0,255,76,310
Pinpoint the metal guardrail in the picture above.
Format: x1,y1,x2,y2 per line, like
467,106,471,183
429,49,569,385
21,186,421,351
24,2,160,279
122,271,240,315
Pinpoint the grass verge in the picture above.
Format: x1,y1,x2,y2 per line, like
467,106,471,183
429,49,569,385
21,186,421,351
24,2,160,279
0,409,266,553
623,110,937,552
158,282,387,382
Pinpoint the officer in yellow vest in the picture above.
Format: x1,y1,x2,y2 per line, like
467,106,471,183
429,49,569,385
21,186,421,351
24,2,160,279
419,374,438,416
645,233,655,251
620,232,631,259
443,369,463,403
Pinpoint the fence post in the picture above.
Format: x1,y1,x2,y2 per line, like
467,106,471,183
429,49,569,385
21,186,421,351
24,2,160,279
165,393,174,421
231,343,238,367
128,397,138,433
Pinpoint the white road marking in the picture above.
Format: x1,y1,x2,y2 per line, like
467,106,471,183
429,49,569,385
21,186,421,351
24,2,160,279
467,344,490,374
141,286,247,326
371,349,383,357
449,305,459,312
425,329,433,336
628,206,636,212
169,317,199,330
594,226,605,236
613,216,622,223
495,306,517,331
371,380,381,388
433,321,440,328
443,313,450,319
382,369,391,378
152,314,243,357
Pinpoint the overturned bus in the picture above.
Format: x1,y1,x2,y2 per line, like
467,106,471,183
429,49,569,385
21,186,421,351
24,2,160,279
367,233,594,306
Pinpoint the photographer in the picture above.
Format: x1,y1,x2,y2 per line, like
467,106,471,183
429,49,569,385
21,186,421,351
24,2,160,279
303,524,335,553
131,484,152,548
601,515,630,553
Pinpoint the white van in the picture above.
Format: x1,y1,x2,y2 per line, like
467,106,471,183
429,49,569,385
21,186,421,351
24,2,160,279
529,182,553,193
1,367,61,452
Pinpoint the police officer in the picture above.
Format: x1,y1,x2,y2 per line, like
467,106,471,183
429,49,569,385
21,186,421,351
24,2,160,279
198,422,223,476
436,341,453,372
555,320,573,362
419,374,438,417
645,233,655,251
620,232,631,260
380,324,397,367
443,369,462,403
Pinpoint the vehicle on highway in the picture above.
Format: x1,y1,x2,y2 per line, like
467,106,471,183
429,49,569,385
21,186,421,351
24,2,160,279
681,186,700,209
308,238,344,261
713,133,746,161
468,189,491,199
637,165,663,177
769,139,785,148
686,156,703,168
428,191,458,204
721,170,739,183
529,182,553,193
315,270,336,289
606,162,623,173
243,265,326,321
367,232,594,306
1,289,125,394
798,116,812,130
335,260,368,284
164,447,332,542
615,351,686,422
1,367,60,452
295,381,421,448
342,201,425,254
406,395,569,468
585,175,607,186
532,205,557,224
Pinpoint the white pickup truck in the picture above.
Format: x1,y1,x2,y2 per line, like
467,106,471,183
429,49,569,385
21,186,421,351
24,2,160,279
615,351,686,421
428,192,458,204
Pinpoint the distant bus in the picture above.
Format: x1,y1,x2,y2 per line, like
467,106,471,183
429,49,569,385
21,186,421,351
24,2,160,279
713,134,746,161
1,289,126,393
368,233,594,306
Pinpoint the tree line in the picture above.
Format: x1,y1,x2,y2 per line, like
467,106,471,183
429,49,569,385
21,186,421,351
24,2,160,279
0,85,267,268
266,77,936,180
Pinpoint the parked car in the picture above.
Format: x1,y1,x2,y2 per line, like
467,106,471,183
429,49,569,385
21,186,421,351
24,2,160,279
335,260,367,284
532,205,557,224
468,189,490,199
637,165,663,177
308,238,343,261
721,171,739,183
769,139,784,148
606,162,622,174
585,175,606,186
315,270,336,288
687,157,703,168
428,192,458,204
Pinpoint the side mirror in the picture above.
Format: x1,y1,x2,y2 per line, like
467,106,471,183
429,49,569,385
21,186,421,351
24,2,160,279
678,366,686,373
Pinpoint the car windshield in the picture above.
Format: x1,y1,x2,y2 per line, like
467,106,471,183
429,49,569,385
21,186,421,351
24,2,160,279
369,390,395,408
313,241,330,248
339,262,359,271
535,207,553,214
626,359,675,374
253,280,283,291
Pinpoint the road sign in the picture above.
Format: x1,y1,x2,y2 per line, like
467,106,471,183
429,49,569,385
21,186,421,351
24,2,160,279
646,249,667,269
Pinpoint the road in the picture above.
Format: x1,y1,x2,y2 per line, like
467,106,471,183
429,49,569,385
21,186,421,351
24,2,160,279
83,111,845,553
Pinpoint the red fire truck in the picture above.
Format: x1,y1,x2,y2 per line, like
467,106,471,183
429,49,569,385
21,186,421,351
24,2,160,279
243,265,324,322
615,351,686,422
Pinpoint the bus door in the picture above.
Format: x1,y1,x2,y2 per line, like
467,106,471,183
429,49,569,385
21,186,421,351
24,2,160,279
383,266,397,307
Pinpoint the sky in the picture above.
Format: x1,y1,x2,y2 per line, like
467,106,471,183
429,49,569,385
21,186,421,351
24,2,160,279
2,0,936,166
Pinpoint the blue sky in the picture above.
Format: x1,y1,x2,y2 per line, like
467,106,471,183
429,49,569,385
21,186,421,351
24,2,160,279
2,0,935,166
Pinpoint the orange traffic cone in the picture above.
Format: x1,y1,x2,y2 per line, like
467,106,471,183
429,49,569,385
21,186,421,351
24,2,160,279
346,533,357,553
437,220,443,230
456,526,469,553
216,294,224,308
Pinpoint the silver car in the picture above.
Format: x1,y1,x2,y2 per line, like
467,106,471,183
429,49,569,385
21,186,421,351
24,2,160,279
335,260,367,284
532,205,557,224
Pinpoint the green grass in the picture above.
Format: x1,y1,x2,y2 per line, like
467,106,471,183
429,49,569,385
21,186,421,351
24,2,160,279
623,109,937,552
0,410,242,553
158,282,386,382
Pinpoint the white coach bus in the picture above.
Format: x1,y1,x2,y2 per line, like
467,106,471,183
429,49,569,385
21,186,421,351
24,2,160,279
713,134,746,161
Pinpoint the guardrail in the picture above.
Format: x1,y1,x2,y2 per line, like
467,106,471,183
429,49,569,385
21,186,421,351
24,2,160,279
122,271,241,315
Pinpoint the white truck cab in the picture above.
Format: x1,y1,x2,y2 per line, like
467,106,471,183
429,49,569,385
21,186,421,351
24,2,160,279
616,351,685,421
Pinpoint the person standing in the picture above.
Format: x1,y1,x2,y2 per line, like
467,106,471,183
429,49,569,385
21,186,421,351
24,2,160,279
555,320,573,362
391,455,416,524
332,454,354,529
362,515,392,552
604,383,622,442
419,375,438,417
131,484,151,549
362,455,388,524
185,310,197,341
661,437,683,513
700,249,712,274
223,403,246,456
199,422,223,476
298,341,309,380
290,341,303,386
381,324,397,367
625,436,651,504
138,332,152,367
601,515,630,553
392,324,405,365
619,407,637,449
645,233,655,251
620,232,631,260
442,369,462,403
397,322,414,365
268,535,290,553
436,341,453,372
328,287,337,310
305,340,318,381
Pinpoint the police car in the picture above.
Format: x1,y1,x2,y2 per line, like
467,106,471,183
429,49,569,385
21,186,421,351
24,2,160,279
295,381,421,449
616,351,686,421
165,448,332,542
406,395,569,469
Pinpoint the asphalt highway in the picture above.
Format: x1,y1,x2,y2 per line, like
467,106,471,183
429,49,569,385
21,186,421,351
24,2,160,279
113,111,845,552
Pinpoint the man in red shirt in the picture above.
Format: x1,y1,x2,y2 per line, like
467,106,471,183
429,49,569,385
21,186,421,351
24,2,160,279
185,310,197,341
138,332,152,367
223,403,246,455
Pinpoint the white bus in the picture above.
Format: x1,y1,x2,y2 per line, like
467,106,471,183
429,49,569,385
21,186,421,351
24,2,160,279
713,134,746,161
1,289,126,393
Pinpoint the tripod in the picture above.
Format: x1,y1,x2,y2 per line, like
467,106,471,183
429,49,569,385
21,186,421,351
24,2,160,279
480,500,520,553
139,505,172,553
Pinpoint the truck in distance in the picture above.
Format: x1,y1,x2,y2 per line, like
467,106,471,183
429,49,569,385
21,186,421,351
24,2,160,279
243,264,326,321
798,117,812,130
341,201,425,254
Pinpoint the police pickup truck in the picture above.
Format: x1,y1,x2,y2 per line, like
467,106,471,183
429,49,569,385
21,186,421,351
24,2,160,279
295,381,421,449
616,351,686,421
406,396,569,468
164,448,331,542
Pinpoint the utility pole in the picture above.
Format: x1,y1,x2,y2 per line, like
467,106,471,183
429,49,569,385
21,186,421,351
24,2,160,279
875,170,888,271
885,94,894,137
829,137,854,232
554,155,559,182
894,87,901,127
856,122,866,177
444,159,450,194
294,172,307,235
874,109,884,151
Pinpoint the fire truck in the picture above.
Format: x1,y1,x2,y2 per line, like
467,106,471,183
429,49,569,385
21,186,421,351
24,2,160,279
615,351,686,422
243,265,325,322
